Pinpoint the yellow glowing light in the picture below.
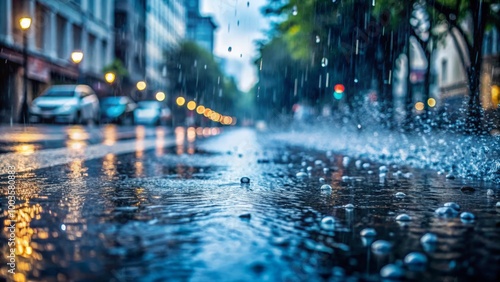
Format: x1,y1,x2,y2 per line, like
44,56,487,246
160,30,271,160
71,50,84,64
156,91,166,101
415,102,425,111
176,96,186,106
204,108,212,117
196,105,205,114
187,101,197,111
492,85,499,108
187,127,196,143
104,72,115,84
427,98,436,108
19,17,32,30
136,81,147,91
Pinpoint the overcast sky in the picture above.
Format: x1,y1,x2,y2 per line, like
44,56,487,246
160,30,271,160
200,0,271,92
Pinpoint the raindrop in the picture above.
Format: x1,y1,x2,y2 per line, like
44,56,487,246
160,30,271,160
360,228,377,237
355,160,362,169
394,192,406,198
314,160,323,165
247,1,250,7
445,173,456,179
420,233,438,245
296,172,308,178
240,54,242,57
487,189,495,196
320,184,332,191
319,177,325,183
61,224,66,231
460,212,475,220
292,5,298,16
240,177,250,184
301,161,307,167
362,163,370,169
344,203,355,210
496,202,500,208
380,264,405,279
371,240,392,255
443,202,460,211
237,20,240,26
403,172,413,178
320,216,336,231
315,35,320,43
404,252,428,271
379,165,388,173
341,176,350,182
239,213,251,219
461,186,476,193
228,46,232,52
306,166,313,172
396,214,411,221
323,167,329,174
321,57,328,67
342,157,350,167
435,206,458,218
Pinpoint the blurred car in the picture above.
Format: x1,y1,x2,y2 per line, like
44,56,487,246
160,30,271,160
100,96,137,124
30,84,100,124
133,101,171,125
292,103,315,123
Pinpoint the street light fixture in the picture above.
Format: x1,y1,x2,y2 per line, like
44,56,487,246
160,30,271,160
136,81,147,91
71,50,84,83
155,91,165,102
19,16,32,123
104,72,116,84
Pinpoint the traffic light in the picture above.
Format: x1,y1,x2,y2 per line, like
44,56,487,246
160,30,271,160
333,84,344,100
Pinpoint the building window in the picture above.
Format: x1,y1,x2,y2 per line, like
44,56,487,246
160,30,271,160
35,3,46,51
56,15,66,59
441,59,448,84
73,24,82,49
88,34,96,70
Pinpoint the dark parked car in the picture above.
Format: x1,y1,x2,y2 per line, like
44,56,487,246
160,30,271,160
100,96,137,124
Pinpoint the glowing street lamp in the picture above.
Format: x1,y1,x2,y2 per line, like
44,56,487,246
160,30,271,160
156,91,166,101
187,101,197,111
71,50,84,84
104,72,116,84
136,81,147,91
176,97,186,106
19,16,32,123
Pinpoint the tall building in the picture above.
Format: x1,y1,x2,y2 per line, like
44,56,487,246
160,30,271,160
185,0,217,53
115,0,186,99
114,0,147,93
0,0,114,123
145,0,186,97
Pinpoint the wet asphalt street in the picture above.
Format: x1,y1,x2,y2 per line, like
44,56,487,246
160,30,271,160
0,124,499,282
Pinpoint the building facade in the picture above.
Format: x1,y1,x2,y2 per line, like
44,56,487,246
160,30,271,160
144,0,186,98
0,0,114,123
185,0,217,53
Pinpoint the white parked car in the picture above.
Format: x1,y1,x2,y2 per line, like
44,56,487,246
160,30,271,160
134,101,171,125
30,85,100,124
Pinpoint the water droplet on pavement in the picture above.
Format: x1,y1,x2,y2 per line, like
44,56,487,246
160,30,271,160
320,216,336,231
396,214,411,221
371,240,392,255
380,264,405,279
240,177,250,184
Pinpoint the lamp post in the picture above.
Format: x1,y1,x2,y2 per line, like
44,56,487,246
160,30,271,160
136,80,146,100
19,16,31,123
104,72,116,96
71,50,84,83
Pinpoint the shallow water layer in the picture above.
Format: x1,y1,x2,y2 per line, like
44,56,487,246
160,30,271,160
1,129,499,281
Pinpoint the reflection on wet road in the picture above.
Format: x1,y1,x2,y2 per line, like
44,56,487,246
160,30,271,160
1,128,499,281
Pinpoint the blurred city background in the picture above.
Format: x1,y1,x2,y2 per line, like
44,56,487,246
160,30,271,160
0,0,499,131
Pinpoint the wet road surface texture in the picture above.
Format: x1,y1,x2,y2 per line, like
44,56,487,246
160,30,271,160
1,125,499,281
